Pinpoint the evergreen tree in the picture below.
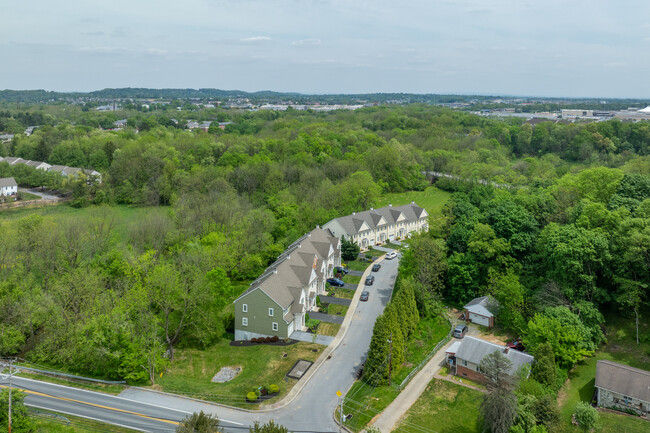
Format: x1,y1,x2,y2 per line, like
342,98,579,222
363,314,391,386
341,235,360,261
532,342,557,389
176,411,222,433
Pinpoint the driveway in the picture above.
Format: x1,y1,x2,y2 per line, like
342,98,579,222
309,311,344,325
289,331,335,346
18,187,60,201
319,296,351,306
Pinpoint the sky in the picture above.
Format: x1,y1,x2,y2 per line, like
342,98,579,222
2,0,650,98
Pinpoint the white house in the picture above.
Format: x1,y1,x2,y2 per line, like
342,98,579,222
323,202,429,249
0,177,18,197
464,296,500,328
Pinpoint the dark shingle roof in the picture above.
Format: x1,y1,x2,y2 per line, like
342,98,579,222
595,360,650,403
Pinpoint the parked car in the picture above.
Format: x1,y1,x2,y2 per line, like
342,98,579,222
327,278,345,287
453,324,468,339
372,263,381,272
507,340,525,352
360,291,370,301
365,275,375,286
334,266,349,275
386,251,398,260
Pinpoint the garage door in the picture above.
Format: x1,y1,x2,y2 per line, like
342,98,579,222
470,313,490,327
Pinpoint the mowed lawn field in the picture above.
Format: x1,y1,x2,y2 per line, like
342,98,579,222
393,379,483,433
375,186,451,217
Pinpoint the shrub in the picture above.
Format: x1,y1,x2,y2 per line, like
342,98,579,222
251,337,258,343
265,336,272,343
223,313,235,333
269,384,279,394
255,388,262,398
246,392,258,402
260,386,268,396
271,336,279,343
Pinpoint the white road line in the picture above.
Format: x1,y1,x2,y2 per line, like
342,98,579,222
26,404,168,432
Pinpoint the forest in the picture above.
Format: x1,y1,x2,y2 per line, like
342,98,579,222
0,103,649,425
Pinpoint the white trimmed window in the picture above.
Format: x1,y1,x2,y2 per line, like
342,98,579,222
272,322,278,331
242,303,248,312
268,308,274,317
242,317,248,326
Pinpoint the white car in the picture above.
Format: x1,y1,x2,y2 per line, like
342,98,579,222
386,251,398,259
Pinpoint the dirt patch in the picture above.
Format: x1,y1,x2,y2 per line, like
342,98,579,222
556,378,571,406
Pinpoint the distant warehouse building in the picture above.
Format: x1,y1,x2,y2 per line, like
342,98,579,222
323,202,429,249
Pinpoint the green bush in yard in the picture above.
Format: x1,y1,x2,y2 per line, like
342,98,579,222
269,384,279,393
247,391,258,402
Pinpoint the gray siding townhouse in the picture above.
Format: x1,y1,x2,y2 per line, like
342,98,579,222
234,227,341,341
453,336,534,383
595,360,649,416
323,202,428,249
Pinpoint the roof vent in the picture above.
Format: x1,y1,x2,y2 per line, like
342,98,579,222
412,201,415,204
273,268,278,274
370,207,374,211
352,212,356,215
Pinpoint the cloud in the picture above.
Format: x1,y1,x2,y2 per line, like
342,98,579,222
291,38,321,47
240,36,271,42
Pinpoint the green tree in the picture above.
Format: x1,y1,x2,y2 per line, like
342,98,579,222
573,401,599,432
176,411,222,433
531,343,557,389
0,390,34,433
249,420,288,433
340,235,360,261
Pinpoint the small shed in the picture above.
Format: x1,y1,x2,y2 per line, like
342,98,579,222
464,296,499,328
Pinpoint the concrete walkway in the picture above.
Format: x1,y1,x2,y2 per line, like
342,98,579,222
319,295,351,306
309,311,344,324
289,331,335,346
369,337,455,433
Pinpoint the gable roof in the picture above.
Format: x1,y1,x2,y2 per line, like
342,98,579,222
235,226,340,309
324,202,428,236
595,360,650,403
0,177,17,188
455,336,534,375
464,296,500,317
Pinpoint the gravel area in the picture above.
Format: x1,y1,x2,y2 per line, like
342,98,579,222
211,366,241,383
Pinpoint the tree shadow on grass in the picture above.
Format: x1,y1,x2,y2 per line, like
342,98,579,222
579,377,596,403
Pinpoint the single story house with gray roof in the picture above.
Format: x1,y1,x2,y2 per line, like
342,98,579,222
464,296,500,328
323,202,428,249
233,227,341,341
595,360,649,416
453,336,534,383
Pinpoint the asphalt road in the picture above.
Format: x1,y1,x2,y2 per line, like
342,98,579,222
6,254,399,433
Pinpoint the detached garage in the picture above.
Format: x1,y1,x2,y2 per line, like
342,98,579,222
464,296,500,328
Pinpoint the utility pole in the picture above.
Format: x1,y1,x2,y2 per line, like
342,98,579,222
388,333,393,386
1,358,17,433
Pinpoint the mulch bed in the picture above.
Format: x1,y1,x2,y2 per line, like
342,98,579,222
246,391,280,404
230,339,299,347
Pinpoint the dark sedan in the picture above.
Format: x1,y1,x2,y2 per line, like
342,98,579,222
372,263,381,272
365,275,375,286
327,277,345,287
360,291,370,301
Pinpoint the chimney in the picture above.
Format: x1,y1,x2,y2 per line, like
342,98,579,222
504,346,509,354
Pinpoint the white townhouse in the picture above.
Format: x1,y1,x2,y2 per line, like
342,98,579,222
323,202,429,249
0,177,18,197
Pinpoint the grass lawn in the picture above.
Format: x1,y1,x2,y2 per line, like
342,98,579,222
343,260,370,272
317,322,341,337
343,314,451,432
16,371,124,395
154,337,323,408
375,186,451,218
343,274,361,285
394,315,451,384
327,303,348,316
363,248,385,257
19,191,42,200
556,310,650,433
383,242,404,250
332,287,355,300
393,379,483,433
